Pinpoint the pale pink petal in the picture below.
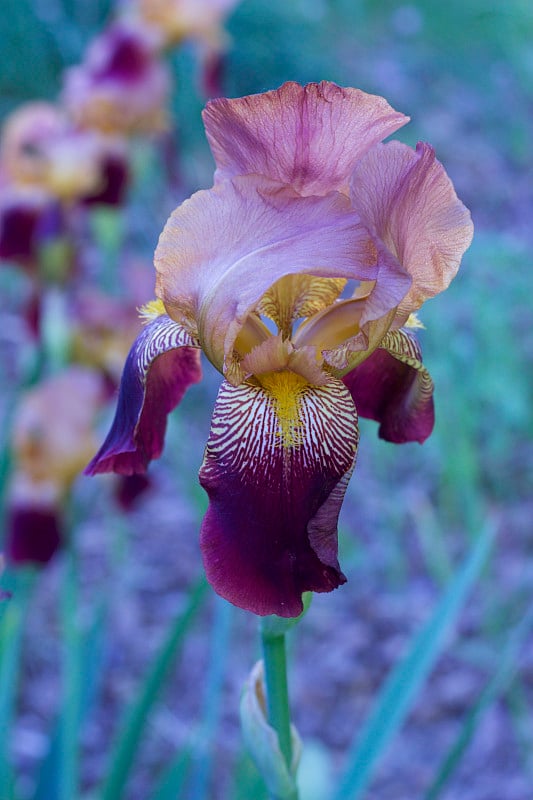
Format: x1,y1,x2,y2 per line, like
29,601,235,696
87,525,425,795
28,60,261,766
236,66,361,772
155,175,379,377
350,141,473,319
203,81,409,195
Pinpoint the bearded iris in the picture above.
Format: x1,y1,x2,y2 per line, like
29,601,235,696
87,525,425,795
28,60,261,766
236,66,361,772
86,81,473,617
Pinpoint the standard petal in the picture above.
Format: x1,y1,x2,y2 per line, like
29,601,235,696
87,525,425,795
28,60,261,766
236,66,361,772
350,141,474,319
203,81,409,195
198,374,358,617
155,175,378,377
85,314,202,475
342,328,434,443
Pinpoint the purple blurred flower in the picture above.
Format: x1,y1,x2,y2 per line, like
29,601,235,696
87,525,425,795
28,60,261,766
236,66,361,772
86,82,473,616
62,21,170,135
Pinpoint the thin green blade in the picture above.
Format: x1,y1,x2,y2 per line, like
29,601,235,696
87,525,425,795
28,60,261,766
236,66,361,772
332,523,494,800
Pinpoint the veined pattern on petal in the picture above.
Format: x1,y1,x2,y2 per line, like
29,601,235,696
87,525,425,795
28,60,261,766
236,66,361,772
203,376,357,488
381,328,433,393
85,314,201,475
256,275,346,337
134,313,199,376
199,375,358,616
343,326,434,444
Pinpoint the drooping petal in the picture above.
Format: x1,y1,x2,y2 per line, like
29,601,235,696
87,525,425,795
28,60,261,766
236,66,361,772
350,141,473,320
155,175,379,378
203,81,409,196
85,314,202,475
342,328,434,443
6,505,62,565
198,374,358,617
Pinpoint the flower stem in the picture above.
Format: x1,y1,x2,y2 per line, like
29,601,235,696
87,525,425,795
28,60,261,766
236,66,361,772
260,619,298,800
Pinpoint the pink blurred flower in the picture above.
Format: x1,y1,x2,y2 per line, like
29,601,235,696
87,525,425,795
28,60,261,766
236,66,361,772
86,82,473,616
0,102,130,206
62,21,170,136
128,0,240,50
5,367,106,565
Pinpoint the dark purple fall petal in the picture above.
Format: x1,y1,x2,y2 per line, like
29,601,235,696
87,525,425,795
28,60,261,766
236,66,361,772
91,25,153,83
85,315,202,475
199,377,358,617
81,154,129,207
343,328,434,443
0,204,40,261
6,505,62,565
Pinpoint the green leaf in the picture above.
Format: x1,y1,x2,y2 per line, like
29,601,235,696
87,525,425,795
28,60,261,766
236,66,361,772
332,523,494,800
32,580,107,800
424,604,533,799
0,569,36,797
100,577,208,800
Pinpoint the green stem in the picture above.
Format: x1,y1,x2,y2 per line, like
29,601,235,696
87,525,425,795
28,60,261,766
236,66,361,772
260,620,298,800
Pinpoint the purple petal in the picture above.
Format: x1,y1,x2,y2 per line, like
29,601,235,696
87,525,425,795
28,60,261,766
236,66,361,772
343,328,434,443
203,81,409,195
85,315,202,475
199,375,358,617
6,505,62,565
81,153,129,207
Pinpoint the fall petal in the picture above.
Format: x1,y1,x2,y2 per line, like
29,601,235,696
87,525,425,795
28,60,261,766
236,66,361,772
6,504,62,565
342,328,434,443
203,81,409,195
350,141,473,319
85,315,202,475
155,175,378,375
199,375,358,617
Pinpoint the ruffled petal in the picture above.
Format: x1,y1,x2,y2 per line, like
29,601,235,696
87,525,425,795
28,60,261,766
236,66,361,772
85,314,202,475
342,328,434,443
155,175,378,377
198,374,358,617
350,141,473,320
203,81,409,195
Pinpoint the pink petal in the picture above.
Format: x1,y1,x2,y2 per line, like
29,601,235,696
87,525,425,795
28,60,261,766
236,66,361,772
155,175,378,376
199,375,358,616
350,141,473,318
203,81,409,195
343,328,434,443
85,315,202,475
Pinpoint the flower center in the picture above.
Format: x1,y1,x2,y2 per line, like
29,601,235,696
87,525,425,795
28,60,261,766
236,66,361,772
256,370,309,449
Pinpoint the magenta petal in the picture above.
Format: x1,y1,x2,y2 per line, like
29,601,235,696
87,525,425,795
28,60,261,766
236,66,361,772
203,81,408,196
343,329,434,443
199,377,358,617
85,315,202,475
6,505,62,565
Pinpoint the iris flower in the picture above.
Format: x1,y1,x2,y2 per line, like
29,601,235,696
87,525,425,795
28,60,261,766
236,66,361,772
7,368,105,565
86,82,473,617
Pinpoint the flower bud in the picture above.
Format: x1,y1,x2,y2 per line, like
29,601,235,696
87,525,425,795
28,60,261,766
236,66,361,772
240,660,301,799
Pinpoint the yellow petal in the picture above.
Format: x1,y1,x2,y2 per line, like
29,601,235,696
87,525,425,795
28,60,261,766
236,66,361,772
257,275,346,338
